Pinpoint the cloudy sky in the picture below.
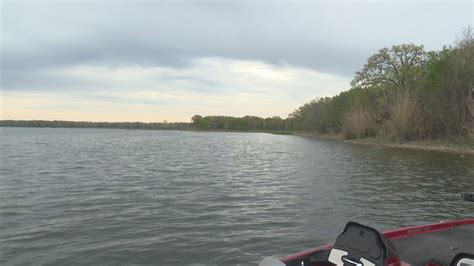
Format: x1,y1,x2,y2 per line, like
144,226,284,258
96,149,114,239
1,1,472,122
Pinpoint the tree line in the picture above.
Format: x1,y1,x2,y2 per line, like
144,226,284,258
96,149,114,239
193,28,474,141
190,115,287,132
285,28,474,141
0,117,289,132
0,120,191,130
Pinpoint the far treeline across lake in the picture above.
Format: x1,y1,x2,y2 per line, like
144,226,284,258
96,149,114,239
2,28,473,144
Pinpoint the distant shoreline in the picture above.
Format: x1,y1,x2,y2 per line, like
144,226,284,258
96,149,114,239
0,120,292,135
0,119,192,131
2,120,473,155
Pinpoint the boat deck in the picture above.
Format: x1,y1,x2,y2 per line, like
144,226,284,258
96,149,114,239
279,220,474,266
393,224,474,265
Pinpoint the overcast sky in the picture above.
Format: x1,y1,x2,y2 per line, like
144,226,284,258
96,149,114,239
1,1,473,122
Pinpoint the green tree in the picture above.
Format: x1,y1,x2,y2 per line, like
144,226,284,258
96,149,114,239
351,44,427,90
191,115,203,128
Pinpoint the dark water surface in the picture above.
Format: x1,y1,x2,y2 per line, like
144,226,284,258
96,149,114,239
1,128,473,265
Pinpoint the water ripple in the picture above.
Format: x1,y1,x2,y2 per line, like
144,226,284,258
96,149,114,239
0,128,473,264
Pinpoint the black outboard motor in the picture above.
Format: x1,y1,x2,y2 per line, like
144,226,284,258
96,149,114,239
327,222,400,266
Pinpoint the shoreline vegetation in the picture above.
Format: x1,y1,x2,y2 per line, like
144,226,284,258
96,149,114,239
2,28,473,155
294,132,474,155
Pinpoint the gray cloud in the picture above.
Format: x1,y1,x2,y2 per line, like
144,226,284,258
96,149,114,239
1,1,473,92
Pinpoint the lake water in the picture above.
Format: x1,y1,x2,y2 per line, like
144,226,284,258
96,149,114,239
0,128,473,265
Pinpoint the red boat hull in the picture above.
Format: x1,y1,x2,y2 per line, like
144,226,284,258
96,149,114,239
280,218,474,266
